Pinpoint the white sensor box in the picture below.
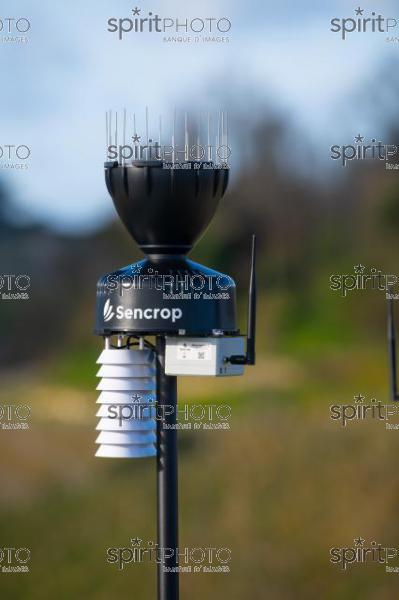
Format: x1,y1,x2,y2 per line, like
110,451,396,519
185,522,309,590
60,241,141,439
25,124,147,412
165,337,245,377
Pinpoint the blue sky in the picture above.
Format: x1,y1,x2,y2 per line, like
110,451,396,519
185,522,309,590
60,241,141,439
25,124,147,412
0,0,398,231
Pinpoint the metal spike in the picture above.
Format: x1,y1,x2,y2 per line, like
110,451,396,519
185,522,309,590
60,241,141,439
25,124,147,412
146,105,149,160
184,111,188,161
207,112,211,162
216,112,220,165
226,111,229,164
197,111,200,153
123,108,126,165
133,113,137,160
115,111,118,156
220,110,224,162
105,111,109,160
159,114,162,160
173,108,176,163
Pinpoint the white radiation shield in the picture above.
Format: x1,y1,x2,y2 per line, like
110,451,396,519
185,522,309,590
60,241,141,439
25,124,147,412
95,346,156,458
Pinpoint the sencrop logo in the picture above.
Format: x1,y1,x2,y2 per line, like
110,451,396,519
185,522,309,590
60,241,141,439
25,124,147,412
0,405,31,430
103,301,183,324
330,265,398,297
0,547,31,573
0,144,31,171
103,299,115,322
330,7,398,41
329,394,399,429
107,7,231,43
107,537,231,573
330,537,399,573
330,135,398,168
0,17,30,43
0,274,30,300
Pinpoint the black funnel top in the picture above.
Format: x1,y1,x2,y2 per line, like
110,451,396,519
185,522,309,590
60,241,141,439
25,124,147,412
105,161,229,255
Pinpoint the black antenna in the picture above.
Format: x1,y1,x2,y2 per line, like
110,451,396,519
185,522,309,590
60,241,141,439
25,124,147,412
246,234,257,365
388,290,399,401
228,234,257,365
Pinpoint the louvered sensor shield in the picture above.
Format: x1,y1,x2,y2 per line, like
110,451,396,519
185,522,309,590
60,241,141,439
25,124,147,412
95,347,157,458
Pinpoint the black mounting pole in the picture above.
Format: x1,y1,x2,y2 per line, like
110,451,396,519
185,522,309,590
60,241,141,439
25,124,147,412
387,294,399,401
156,336,179,600
246,234,257,365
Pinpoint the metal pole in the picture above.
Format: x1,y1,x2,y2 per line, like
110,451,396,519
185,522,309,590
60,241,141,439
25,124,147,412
156,336,179,600
388,295,399,401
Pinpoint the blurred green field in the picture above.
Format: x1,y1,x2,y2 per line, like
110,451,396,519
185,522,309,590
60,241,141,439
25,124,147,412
1,319,398,599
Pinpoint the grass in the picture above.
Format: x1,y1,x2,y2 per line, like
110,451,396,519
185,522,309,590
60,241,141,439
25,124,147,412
0,340,398,599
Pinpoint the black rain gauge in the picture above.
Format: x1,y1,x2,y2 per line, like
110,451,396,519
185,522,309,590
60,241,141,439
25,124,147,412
94,108,257,600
